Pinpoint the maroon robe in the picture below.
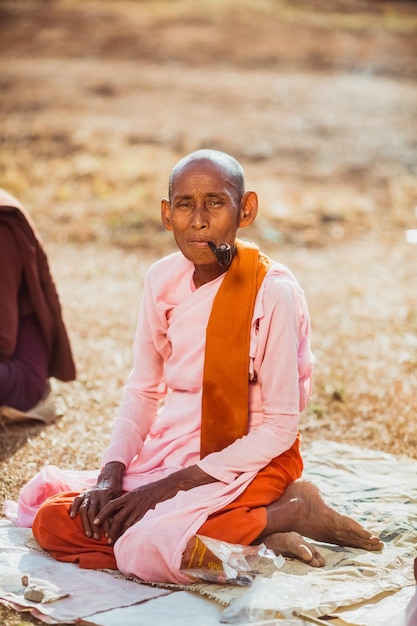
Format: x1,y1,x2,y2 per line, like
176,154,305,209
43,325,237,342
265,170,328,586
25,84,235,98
0,189,75,409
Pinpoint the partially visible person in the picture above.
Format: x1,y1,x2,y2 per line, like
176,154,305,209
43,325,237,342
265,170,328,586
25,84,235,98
0,188,76,414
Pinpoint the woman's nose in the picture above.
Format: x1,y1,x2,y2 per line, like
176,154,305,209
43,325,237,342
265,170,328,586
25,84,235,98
191,204,209,229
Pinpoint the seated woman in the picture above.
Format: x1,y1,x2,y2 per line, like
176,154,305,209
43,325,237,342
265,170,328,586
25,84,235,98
7,152,382,584
0,188,75,415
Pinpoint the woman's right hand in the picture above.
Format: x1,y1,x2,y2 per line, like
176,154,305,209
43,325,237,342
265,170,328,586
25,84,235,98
69,461,125,541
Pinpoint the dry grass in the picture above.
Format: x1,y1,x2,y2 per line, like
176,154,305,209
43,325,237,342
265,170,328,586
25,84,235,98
0,0,416,624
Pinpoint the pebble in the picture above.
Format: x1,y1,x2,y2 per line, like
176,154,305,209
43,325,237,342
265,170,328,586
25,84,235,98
24,587,45,603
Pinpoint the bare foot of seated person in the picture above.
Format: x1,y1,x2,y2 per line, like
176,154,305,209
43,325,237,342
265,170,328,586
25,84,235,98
258,479,383,567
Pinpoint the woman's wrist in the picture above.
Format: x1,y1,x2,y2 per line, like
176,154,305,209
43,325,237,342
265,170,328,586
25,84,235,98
97,461,125,489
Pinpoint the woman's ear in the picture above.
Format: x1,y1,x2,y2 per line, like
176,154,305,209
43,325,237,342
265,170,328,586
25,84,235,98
161,199,173,231
239,191,258,228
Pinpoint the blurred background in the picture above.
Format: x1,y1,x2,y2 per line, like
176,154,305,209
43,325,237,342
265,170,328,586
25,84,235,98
1,0,416,249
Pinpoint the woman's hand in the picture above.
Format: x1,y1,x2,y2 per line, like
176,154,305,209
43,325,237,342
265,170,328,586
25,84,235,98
70,461,125,540
94,465,217,545
92,483,166,545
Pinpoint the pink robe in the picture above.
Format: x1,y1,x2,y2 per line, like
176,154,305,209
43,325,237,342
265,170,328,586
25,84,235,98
4,251,314,584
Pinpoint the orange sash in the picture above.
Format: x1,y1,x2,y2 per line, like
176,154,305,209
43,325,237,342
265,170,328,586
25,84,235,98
200,239,272,458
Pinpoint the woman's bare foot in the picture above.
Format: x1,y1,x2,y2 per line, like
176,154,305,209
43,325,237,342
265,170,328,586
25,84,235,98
261,479,384,553
262,531,326,567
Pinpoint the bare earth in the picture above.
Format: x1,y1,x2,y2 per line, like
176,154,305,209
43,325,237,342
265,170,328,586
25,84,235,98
0,1,416,624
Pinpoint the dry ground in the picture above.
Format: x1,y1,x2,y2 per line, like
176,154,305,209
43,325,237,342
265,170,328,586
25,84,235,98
0,1,417,624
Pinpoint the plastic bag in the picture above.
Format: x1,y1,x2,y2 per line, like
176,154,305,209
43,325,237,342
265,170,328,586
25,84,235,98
220,571,321,623
181,534,285,585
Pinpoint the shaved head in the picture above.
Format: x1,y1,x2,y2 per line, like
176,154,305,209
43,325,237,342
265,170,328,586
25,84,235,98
168,150,245,201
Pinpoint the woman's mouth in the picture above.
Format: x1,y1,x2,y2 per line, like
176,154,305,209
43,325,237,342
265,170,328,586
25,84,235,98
191,239,210,248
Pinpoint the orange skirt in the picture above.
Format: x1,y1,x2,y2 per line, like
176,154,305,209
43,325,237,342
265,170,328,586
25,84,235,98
33,492,117,569
198,435,303,543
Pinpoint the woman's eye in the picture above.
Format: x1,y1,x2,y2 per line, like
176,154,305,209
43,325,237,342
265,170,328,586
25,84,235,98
207,199,223,208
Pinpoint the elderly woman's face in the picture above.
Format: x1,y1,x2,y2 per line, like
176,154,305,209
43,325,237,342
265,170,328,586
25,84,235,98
161,160,243,267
